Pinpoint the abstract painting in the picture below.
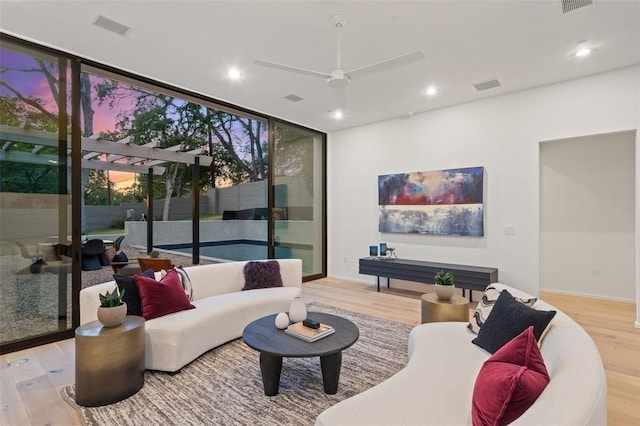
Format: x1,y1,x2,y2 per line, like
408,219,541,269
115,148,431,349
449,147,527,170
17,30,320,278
378,167,484,236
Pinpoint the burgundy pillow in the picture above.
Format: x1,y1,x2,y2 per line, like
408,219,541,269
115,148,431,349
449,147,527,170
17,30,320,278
134,269,196,320
242,261,283,290
472,326,550,426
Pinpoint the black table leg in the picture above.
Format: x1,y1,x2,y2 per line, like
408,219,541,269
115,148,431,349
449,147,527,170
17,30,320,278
377,276,380,292
259,353,283,396
320,351,342,394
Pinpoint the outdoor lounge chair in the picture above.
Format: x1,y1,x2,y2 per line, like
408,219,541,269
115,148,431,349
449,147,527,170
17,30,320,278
81,239,108,271
108,236,141,276
16,241,41,263
15,241,46,273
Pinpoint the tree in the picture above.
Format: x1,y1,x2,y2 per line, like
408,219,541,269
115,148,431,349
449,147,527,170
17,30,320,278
1,54,96,232
272,125,316,196
96,80,271,219
84,169,120,205
114,93,202,221
79,72,95,230
0,95,59,193
205,110,268,187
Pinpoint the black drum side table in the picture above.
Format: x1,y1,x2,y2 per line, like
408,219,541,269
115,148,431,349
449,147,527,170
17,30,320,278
75,315,145,406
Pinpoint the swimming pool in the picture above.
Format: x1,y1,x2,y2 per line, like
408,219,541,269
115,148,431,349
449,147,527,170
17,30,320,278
157,240,316,276
157,240,268,261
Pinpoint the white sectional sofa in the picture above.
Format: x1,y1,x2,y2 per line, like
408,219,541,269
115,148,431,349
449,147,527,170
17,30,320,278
80,259,302,372
316,283,607,426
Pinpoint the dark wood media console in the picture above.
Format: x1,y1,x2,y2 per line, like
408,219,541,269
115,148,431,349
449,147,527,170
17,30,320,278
359,257,498,301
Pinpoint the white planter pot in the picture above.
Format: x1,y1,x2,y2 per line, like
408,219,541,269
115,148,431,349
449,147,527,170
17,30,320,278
435,284,454,301
97,303,127,327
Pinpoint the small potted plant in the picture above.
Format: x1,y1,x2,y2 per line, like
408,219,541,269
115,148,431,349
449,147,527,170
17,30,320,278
434,270,455,301
97,287,127,327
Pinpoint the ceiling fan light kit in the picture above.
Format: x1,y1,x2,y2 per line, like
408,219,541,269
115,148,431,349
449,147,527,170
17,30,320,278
574,40,592,57
327,70,350,89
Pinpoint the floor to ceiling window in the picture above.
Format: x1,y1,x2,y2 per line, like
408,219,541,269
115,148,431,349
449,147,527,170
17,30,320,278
78,67,202,259
0,41,75,351
1,33,326,353
80,67,272,264
271,121,326,278
196,106,270,262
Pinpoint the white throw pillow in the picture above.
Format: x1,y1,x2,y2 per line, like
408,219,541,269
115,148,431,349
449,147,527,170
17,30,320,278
468,284,537,334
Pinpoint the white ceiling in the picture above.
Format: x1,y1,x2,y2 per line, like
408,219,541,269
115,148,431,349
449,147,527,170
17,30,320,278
1,1,639,133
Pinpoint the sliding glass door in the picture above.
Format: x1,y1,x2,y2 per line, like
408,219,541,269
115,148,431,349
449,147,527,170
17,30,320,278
271,121,326,278
0,41,76,351
1,33,327,354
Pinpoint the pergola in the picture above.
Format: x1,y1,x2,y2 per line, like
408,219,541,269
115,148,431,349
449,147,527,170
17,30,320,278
0,123,213,262
0,123,215,173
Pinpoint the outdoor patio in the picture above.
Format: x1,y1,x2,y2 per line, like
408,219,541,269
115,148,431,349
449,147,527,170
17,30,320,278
0,242,213,343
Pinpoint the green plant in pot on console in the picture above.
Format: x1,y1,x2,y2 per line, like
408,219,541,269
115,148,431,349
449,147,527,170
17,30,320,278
97,287,127,327
434,270,455,301
434,270,454,286
99,287,125,307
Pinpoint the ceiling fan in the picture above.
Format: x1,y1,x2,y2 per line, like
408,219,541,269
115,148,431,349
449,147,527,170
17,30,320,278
254,14,425,92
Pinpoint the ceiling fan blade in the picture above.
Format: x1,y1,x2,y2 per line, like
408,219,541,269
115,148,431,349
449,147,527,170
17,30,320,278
346,50,425,79
253,59,330,79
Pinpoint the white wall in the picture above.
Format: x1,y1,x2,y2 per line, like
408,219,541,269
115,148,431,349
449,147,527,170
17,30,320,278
328,65,639,302
540,131,636,301
636,80,640,327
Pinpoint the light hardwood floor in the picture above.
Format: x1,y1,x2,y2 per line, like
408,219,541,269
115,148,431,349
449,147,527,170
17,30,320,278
1,278,638,425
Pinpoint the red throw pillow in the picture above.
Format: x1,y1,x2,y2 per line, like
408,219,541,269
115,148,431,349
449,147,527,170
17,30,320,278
472,326,550,426
134,268,196,320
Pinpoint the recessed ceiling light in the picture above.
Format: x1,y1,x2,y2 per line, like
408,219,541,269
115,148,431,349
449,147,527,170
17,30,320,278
332,110,344,120
227,67,242,81
426,86,438,96
575,41,591,57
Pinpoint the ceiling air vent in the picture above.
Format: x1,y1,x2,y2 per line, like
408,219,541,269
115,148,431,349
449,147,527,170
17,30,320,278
561,0,593,14
283,94,304,102
473,79,501,92
91,14,132,36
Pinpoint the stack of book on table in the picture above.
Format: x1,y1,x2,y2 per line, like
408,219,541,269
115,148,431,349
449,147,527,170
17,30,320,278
285,322,335,342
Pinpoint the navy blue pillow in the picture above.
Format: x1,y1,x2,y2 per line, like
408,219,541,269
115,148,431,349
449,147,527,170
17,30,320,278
113,268,155,316
472,290,556,354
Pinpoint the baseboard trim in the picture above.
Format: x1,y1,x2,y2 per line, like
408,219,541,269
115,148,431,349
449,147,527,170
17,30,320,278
539,288,635,304
635,321,640,329
326,274,373,286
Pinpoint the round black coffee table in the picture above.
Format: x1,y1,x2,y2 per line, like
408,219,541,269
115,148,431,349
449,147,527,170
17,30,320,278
242,312,359,396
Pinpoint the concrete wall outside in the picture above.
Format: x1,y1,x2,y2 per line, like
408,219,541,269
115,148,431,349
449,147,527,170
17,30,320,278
125,220,268,246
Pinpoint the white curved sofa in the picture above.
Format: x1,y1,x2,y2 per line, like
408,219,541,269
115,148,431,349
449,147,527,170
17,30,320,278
80,259,302,372
316,283,607,426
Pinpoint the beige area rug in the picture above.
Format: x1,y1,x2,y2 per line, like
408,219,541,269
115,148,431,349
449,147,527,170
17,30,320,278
61,303,413,426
